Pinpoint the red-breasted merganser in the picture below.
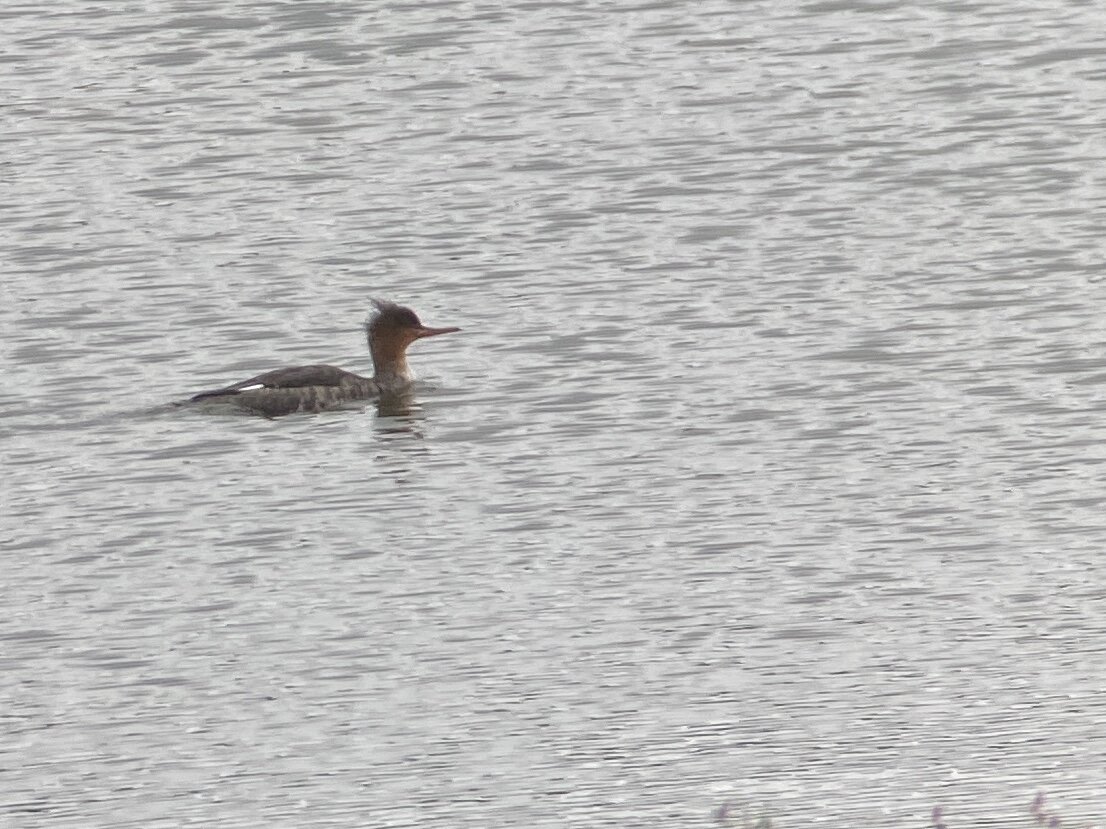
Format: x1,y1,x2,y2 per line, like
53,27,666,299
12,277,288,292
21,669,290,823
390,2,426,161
189,299,460,416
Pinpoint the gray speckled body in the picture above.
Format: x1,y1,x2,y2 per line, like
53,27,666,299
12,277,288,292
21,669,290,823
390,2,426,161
191,365,379,417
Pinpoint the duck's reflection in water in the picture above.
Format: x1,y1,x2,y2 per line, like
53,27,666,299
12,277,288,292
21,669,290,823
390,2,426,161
374,391,425,437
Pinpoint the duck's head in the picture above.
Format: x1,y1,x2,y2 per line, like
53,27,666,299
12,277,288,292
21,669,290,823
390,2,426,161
366,299,461,386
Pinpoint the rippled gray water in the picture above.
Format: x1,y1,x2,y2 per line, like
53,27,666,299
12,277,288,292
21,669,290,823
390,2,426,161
4,1,1106,826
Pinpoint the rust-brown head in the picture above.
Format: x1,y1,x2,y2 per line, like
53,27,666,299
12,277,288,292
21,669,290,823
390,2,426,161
366,299,461,388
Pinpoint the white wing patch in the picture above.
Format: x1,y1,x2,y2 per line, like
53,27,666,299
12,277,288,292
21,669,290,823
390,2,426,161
237,383,266,392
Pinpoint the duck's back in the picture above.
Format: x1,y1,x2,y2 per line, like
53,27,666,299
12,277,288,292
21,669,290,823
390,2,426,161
191,364,377,416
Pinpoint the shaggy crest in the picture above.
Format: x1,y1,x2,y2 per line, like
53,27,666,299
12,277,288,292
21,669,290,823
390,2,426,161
366,298,422,337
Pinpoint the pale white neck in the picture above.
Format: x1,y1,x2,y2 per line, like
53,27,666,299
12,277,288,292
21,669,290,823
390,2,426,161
373,362,413,392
